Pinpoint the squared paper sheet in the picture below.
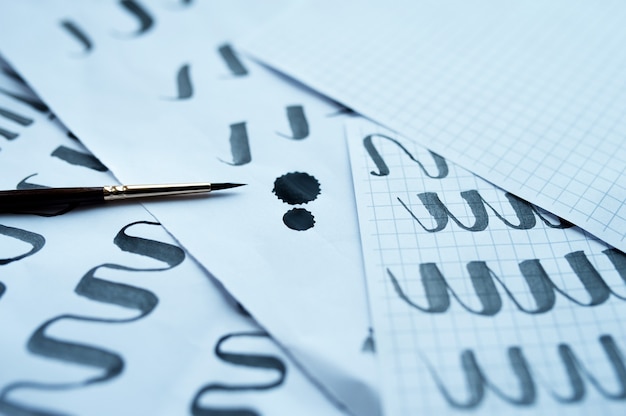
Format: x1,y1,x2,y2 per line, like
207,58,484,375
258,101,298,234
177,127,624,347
242,0,626,253
346,118,626,415
0,64,343,416
0,2,378,414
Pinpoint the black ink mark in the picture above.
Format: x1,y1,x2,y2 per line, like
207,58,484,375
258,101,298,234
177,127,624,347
0,88,49,113
219,122,251,166
273,172,320,205
60,19,93,55
361,328,375,353
16,174,77,216
398,190,572,233
218,44,248,77
191,331,287,416
0,66,24,84
327,104,356,117
0,127,17,141
0,224,45,265
0,106,33,126
0,222,185,415
389,249,626,316
117,0,155,36
428,335,626,408
51,146,108,172
273,172,321,231
364,133,448,178
282,208,315,231
165,63,193,100
277,105,309,140
0,106,34,141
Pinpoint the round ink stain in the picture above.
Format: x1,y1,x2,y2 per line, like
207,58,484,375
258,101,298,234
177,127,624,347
273,172,320,205
283,208,315,231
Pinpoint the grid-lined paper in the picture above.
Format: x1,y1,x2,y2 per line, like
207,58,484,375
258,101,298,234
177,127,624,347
242,0,626,253
346,119,626,415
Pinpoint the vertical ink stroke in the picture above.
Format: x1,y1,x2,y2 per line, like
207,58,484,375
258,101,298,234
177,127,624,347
165,64,193,100
60,19,93,55
218,44,248,77
219,122,251,166
277,105,309,140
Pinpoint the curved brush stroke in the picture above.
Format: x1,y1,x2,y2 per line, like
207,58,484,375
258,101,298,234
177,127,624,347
60,20,93,55
0,88,49,113
117,0,154,37
0,127,18,141
164,64,193,100
0,224,45,265
218,122,251,166
277,105,309,140
218,44,248,77
16,174,77,217
0,282,4,298
191,332,287,416
0,221,185,415
51,146,108,172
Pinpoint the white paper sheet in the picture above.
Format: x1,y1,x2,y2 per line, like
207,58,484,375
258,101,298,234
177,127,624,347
346,118,626,415
0,2,378,414
0,62,345,416
241,0,626,253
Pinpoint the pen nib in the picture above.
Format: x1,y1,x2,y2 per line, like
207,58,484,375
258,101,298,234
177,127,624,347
212,183,247,191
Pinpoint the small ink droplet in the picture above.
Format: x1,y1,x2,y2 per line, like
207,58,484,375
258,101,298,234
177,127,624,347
283,208,315,231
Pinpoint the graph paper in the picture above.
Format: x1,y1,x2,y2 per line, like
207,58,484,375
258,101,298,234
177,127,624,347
346,118,626,415
242,0,626,253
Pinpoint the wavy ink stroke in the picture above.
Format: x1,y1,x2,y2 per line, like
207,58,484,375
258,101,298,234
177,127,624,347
191,331,287,416
398,190,572,233
426,335,626,408
0,221,185,415
363,133,448,178
389,248,626,316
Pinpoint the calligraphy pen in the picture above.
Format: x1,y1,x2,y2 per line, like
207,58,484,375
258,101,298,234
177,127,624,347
0,182,245,213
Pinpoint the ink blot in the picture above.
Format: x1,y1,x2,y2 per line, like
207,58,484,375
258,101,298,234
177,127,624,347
283,208,315,231
272,172,320,205
273,172,321,231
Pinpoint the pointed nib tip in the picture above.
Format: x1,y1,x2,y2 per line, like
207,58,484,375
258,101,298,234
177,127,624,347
212,183,247,191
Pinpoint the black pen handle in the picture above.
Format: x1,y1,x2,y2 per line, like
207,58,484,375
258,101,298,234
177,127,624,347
0,187,104,212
